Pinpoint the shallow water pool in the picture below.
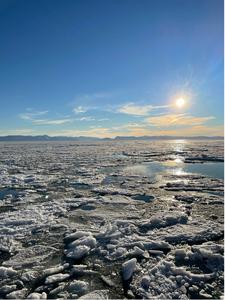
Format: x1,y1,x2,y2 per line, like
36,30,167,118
123,160,224,180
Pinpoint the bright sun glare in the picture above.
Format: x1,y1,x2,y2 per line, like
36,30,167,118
176,97,186,108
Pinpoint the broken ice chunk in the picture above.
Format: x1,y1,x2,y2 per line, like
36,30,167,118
68,280,89,295
0,267,17,279
77,290,108,300
66,245,90,260
27,292,47,299
45,273,70,284
122,258,137,281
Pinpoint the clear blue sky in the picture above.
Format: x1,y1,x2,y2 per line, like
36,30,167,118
0,0,223,137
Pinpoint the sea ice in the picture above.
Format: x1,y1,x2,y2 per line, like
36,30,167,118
122,258,137,281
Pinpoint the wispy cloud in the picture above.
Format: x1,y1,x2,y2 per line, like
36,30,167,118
74,92,112,103
0,129,36,135
76,116,95,121
144,125,224,137
19,110,72,125
32,118,72,125
145,114,215,127
73,106,87,114
72,92,112,113
19,110,48,120
117,103,169,116
98,118,110,122
45,127,122,138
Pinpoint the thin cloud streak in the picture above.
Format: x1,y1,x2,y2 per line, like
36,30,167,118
32,119,73,125
76,116,95,121
117,103,169,116
0,129,36,135
145,114,215,127
19,110,73,126
73,106,87,114
19,111,48,120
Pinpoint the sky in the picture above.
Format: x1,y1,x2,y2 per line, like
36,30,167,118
0,0,224,137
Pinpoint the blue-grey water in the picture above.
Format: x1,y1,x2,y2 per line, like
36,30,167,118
124,161,224,180
0,188,19,200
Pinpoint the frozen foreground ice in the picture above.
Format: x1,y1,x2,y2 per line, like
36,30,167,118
0,140,223,299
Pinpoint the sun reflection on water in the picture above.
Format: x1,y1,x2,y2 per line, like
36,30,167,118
172,139,187,153
162,156,184,167
171,168,186,176
174,157,183,164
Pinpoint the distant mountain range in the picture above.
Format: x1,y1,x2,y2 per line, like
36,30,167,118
0,135,223,142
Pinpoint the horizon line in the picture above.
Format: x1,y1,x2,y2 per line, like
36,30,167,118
0,134,223,140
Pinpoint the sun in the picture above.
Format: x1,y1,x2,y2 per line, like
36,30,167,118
176,97,185,108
